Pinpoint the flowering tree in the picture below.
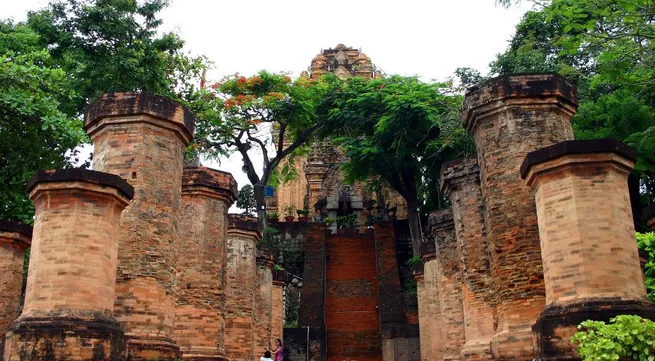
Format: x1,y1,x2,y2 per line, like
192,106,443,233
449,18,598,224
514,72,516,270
187,71,340,227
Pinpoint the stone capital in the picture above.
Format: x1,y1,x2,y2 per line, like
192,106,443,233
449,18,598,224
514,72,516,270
462,73,578,133
520,139,637,187
84,92,195,145
27,168,134,206
182,166,238,204
272,269,288,286
428,208,454,240
439,157,480,196
412,262,425,282
420,241,436,262
0,219,32,249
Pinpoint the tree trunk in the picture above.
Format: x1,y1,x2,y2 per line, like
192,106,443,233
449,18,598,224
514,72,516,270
406,198,422,256
254,183,267,229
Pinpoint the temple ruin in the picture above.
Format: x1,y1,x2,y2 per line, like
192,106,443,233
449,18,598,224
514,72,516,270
1,46,655,361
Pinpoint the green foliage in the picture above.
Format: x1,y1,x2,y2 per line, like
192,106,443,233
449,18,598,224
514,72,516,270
236,185,256,216
283,204,296,217
406,255,422,267
336,214,358,230
267,211,279,220
637,232,655,302
258,227,280,249
324,218,336,227
296,208,309,217
572,315,655,361
1,1,207,222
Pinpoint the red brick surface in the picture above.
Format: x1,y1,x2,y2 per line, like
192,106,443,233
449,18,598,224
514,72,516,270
0,222,31,341
175,166,237,360
419,246,442,361
254,248,276,356
85,92,195,359
225,215,260,361
4,171,131,360
325,233,381,361
441,157,495,360
463,74,577,360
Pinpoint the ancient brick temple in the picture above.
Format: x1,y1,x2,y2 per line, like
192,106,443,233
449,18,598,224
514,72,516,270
1,93,288,361
271,44,407,231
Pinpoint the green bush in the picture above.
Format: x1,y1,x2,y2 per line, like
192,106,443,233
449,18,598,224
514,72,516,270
572,315,655,361
637,232,655,302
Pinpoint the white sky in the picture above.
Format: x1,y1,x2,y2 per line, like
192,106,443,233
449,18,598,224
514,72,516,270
3,0,532,212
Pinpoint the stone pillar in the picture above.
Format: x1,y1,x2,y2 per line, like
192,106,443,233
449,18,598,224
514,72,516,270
85,92,195,359
462,73,577,360
3,169,133,360
521,139,655,360
271,269,287,350
0,220,31,343
429,209,466,361
175,166,238,360
414,261,430,361
254,247,276,356
225,214,261,361
419,241,443,361
440,157,495,361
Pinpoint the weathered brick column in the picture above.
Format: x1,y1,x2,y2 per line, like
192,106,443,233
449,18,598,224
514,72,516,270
0,220,31,342
85,92,194,359
175,166,237,361
414,260,431,361
3,169,133,360
462,73,577,360
225,214,261,361
418,241,442,361
304,162,328,218
440,157,495,361
521,139,655,360
254,247,277,356
271,269,287,350
430,209,466,361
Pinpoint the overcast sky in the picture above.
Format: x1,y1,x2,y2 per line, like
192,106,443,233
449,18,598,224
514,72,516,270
4,0,532,211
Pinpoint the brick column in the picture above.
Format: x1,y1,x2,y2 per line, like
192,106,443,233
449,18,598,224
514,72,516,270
3,169,133,360
271,270,287,348
521,139,655,360
462,73,577,360
225,215,261,361
440,157,495,361
175,166,237,360
419,242,443,361
414,262,431,361
254,247,277,356
0,220,31,343
429,209,466,361
85,92,194,359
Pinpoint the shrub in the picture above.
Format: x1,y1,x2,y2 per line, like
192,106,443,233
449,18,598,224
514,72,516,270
637,232,655,302
572,315,655,361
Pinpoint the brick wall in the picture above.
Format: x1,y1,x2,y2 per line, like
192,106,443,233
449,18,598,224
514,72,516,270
413,264,430,361
272,270,287,346
175,166,237,360
440,157,495,361
522,139,655,360
3,169,132,361
429,209,466,361
462,74,577,360
325,233,381,361
85,92,194,359
225,215,261,361
0,220,31,344
298,223,327,329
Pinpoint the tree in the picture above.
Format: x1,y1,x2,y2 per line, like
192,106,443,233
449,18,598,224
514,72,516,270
188,71,340,227
321,76,474,255
0,0,208,222
236,184,256,216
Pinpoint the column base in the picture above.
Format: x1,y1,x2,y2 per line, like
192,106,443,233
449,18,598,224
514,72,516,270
3,314,125,361
461,340,493,361
126,336,180,361
533,298,655,361
490,325,536,361
181,354,228,361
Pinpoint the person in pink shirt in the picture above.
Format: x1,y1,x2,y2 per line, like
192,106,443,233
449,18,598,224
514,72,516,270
273,339,283,361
